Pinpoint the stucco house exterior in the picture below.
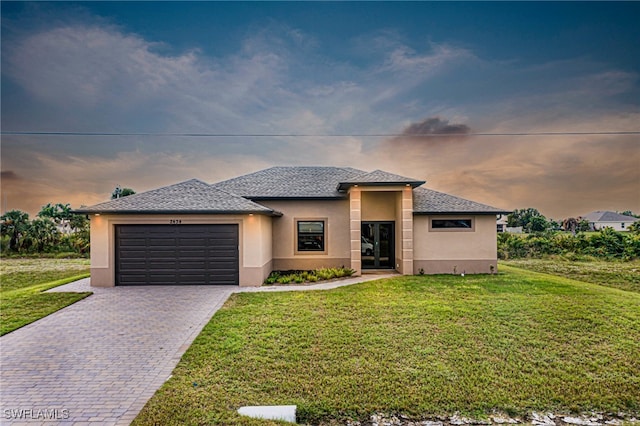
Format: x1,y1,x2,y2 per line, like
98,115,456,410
76,166,509,287
583,211,639,232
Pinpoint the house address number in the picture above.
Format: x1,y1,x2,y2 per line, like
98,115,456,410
169,219,182,224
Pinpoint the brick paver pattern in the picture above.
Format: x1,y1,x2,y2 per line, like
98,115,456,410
0,280,234,425
0,273,395,425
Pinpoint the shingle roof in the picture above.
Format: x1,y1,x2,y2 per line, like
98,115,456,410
213,166,366,198
77,167,509,216
412,187,510,215
336,169,425,191
75,179,280,215
583,211,639,222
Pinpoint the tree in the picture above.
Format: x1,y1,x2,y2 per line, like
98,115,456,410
576,218,591,232
1,210,29,251
563,217,579,234
37,202,72,228
507,208,549,233
528,215,549,233
25,218,60,252
37,202,88,234
111,187,136,199
68,213,89,232
38,203,71,221
619,210,640,219
562,217,590,234
629,221,640,234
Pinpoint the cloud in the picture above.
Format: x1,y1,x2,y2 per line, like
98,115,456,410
381,43,473,75
379,116,471,161
0,147,273,215
400,116,470,137
373,111,640,219
1,170,19,180
1,11,638,219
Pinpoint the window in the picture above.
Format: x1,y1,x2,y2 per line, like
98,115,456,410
432,219,473,229
429,218,475,232
297,220,325,251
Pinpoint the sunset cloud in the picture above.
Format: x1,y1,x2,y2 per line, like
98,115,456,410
2,3,638,218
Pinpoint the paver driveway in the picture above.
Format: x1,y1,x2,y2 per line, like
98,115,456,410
0,279,234,425
0,273,395,425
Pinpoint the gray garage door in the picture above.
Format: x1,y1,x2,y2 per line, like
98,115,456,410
115,224,239,285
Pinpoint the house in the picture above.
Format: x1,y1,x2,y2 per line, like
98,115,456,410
582,211,639,232
496,216,523,234
75,167,509,287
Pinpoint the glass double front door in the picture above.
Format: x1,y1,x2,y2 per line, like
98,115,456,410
361,222,395,269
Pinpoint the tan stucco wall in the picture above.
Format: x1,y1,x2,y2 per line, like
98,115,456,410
260,200,352,271
413,214,498,274
361,191,396,221
88,214,272,287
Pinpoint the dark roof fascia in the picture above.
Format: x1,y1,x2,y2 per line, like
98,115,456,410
337,181,425,192
73,209,283,217
413,210,512,216
244,196,348,201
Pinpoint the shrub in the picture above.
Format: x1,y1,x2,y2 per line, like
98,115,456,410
277,275,293,284
264,267,355,285
497,228,639,261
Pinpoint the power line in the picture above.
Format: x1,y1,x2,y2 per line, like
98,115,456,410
1,131,639,137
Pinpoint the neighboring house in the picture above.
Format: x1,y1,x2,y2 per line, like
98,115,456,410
582,211,639,232
56,219,73,235
76,167,509,287
496,216,508,232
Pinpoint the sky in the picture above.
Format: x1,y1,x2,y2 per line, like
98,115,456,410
1,1,639,219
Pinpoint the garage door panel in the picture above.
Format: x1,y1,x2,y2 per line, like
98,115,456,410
116,224,239,285
118,274,149,284
178,238,207,246
147,237,178,245
119,238,148,246
179,249,206,257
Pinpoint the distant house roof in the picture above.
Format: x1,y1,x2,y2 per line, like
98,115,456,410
75,179,281,215
413,187,510,215
582,211,639,223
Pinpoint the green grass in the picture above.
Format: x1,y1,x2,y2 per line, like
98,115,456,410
0,258,91,335
501,258,640,293
133,269,640,425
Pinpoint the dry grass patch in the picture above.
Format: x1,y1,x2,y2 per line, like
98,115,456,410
501,258,640,293
1,258,91,335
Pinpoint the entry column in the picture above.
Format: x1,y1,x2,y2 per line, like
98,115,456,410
402,186,414,275
349,186,362,275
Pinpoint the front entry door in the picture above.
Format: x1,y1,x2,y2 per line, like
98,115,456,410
361,222,395,269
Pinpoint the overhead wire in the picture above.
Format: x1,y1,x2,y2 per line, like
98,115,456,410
2,131,639,137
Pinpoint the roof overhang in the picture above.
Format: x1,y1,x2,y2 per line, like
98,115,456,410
245,196,347,201
73,209,283,217
337,181,425,192
413,210,512,215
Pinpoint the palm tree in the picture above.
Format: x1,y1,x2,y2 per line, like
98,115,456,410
38,203,75,233
26,218,60,252
1,210,30,251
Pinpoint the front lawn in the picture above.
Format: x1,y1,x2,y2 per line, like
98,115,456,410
501,258,640,293
0,258,91,335
134,268,640,425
